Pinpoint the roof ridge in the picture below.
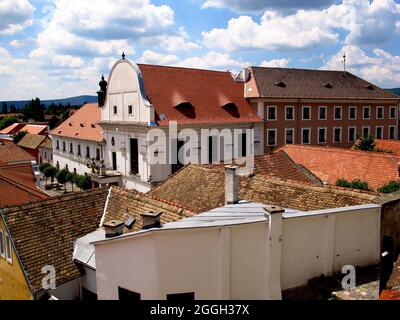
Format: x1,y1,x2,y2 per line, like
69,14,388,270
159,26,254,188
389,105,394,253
0,172,48,200
138,63,230,75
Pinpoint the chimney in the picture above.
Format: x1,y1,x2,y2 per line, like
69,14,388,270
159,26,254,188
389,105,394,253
103,220,124,238
97,74,108,107
141,211,163,230
225,165,240,205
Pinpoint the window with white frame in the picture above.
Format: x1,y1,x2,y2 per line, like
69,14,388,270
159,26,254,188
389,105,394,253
334,106,342,120
302,128,311,144
318,128,326,144
376,126,383,139
267,129,277,146
362,126,370,138
376,106,384,119
389,126,397,140
333,127,342,143
348,127,356,142
267,106,277,121
285,128,294,144
0,228,5,259
302,106,311,120
349,106,357,120
318,106,327,120
5,233,12,264
363,106,371,120
390,106,397,119
285,106,294,120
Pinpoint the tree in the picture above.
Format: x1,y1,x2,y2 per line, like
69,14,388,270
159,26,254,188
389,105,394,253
0,115,20,130
13,130,27,144
56,168,70,192
66,171,78,192
354,134,375,151
2,102,8,114
43,166,59,187
76,174,92,190
10,105,17,113
39,162,51,172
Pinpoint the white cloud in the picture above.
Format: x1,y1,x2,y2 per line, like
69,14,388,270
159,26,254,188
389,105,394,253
260,58,290,68
202,0,400,52
0,0,35,34
202,0,336,13
322,45,400,88
138,50,179,65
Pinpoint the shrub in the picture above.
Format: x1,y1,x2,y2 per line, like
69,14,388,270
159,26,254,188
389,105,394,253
378,181,400,194
354,134,375,151
336,178,370,191
76,174,92,190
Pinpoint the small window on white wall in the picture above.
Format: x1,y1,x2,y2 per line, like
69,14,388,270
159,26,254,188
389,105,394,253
0,229,5,259
5,233,12,264
113,106,118,114
128,105,133,115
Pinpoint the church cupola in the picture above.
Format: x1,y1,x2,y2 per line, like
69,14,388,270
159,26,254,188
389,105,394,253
97,74,108,107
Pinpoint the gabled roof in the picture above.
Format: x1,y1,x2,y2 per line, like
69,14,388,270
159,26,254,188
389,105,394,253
279,144,400,190
0,140,35,164
38,137,52,149
102,186,194,233
247,67,399,100
0,162,49,206
138,64,261,125
0,187,108,295
50,103,103,142
21,124,48,135
17,134,47,150
148,164,376,213
0,123,25,134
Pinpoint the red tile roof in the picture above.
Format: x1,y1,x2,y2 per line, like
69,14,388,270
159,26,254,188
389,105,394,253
51,103,103,142
138,64,261,125
0,123,25,134
279,144,400,190
373,139,400,155
0,162,49,206
0,140,35,164
21,124,48,135
247,67,399,100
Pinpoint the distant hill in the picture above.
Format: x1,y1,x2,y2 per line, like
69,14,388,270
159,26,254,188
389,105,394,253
0,95,97,109
387,88,400,96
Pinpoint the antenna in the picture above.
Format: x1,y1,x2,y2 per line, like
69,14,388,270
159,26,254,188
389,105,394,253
341,52,346,71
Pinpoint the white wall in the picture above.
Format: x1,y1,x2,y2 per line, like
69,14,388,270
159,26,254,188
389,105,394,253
94,204,381,300
38,147,52,165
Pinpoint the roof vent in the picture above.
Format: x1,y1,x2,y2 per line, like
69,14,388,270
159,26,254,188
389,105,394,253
324,83,333,89
140,211,163,230
91,124,96,128
68,123,72,126
366,85,374,90
275,81,286,88
103,220,124,238
159,114,167,121
80,123,84,127
58,130,62,134
125,217,136,230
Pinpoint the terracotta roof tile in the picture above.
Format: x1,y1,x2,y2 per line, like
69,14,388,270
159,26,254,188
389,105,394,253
373,139,400,155
50,103,103,142
103,187,194,233
149,164,375,213
38,137,52,149
0,123,25,134
1,187,108,294
138,64,261,125
20,124,48,135
279,144,400,190
0,140,35,164
248,67,399,100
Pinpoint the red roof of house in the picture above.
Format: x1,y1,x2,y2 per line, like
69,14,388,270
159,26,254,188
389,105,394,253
373,139,400,154
0,162,49,206
21,124,48,135
0,123,25,134
0,140,35,164
278,144,400,190
138,64,260,125
51,103,103,142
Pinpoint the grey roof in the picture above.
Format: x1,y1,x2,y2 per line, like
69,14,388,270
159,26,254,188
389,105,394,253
73,229,105,269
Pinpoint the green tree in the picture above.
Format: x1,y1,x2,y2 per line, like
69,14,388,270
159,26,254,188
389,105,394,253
76,174,92,190
0,115,20,130
2,101,8,114
43,166,59,186
336,178,352,188
378,181,400,194
66,171,78,192
56,168,70,192
13,130,27,144
39,162,51,172
354,134,375,151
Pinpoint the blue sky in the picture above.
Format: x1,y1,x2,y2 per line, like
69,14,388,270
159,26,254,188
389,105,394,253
0,0,400,100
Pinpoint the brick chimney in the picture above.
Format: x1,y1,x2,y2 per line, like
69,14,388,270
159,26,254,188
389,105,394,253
224,165,240,205
141,211,163,230
103,220,124,238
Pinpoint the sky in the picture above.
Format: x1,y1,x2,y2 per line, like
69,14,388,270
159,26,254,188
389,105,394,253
0,0,400,100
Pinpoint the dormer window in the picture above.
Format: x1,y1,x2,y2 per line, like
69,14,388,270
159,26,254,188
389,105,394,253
324,83,333,89
128,105,133,115
366,85,374,90
275,81,286,88
113,106,117,114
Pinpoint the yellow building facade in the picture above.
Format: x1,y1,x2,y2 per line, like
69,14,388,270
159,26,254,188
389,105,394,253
0,218,32,300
